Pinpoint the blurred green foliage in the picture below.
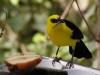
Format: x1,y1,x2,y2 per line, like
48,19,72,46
0,0,97,68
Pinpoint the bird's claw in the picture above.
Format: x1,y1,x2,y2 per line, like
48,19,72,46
52,57,62,67
62,61,74,69
66,61,74,69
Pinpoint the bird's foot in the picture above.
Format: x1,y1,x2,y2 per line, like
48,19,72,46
62,61,74,69
66,61,74,69
52,57,62,66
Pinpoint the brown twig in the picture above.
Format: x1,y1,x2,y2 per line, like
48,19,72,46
75,0,100,42
60,0,100,42
60,0,75,19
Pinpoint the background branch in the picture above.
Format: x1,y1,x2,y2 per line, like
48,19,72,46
60,0,74,19
75,0,100,42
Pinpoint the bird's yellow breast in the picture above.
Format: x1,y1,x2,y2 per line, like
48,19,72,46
46,22,77,46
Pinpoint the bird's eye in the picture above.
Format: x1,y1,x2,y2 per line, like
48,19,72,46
51,19,59,23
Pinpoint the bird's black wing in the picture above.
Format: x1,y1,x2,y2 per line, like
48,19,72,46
69,40,92,59
63,19,83,39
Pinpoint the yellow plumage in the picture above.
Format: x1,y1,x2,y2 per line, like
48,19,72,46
46,15,77,46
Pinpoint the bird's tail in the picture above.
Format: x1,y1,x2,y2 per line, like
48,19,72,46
69,40,92,59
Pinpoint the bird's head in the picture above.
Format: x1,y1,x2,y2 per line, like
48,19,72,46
48,15,59,23
47,15,64,28
48,14,64,23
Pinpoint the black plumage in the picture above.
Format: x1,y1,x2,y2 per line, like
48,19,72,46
63,19,92,59
63,19,84,39
69,40,92,59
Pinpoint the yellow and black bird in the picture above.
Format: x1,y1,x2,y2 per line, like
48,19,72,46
46,15,92,68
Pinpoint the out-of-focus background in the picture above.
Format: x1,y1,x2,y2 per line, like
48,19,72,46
0,0,100,69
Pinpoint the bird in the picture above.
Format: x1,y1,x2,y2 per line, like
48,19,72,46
46,14,92,69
